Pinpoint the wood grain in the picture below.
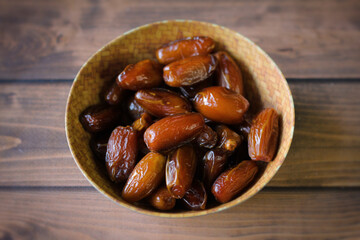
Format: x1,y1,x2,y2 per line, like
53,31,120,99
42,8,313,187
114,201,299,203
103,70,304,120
0,81,359,187
0,0,359,80
0,188,359,239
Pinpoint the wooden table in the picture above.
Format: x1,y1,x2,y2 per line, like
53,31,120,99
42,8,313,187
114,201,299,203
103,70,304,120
1,0,359,239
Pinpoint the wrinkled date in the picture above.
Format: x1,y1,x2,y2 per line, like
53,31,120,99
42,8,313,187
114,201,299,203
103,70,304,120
156,36,215,65
248,108,279,162
105,126,138,183
122,152,166,202
105,80,125,105
214,51,244,95
182,180,207,210
196,124,218,149
80,104,121,133
144,113,205,152
117,59,163,90
212,160,258,203
194,86,249,124
163,55,217,87
202,148,228,189
135,88,191,118
149,185,176,211
216,125,242,153
166,144,197,199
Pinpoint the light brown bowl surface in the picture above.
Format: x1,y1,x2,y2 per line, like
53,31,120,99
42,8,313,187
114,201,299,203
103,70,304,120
65,20,295,217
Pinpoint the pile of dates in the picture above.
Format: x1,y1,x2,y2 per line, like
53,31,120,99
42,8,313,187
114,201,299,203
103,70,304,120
80,36,279,211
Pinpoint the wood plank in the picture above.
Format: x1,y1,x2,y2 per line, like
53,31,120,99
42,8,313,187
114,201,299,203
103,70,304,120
0,81,359,187
0,188,359,239
0,0,359,80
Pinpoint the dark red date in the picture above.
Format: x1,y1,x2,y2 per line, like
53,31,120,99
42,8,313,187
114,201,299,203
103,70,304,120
105,126,138,183
80,104,121,133
181,180,207,210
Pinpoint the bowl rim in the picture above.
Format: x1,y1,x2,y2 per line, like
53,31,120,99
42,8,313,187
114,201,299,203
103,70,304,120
65,19,295,218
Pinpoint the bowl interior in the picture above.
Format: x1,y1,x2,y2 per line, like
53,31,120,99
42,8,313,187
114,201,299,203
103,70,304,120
66,20,295,217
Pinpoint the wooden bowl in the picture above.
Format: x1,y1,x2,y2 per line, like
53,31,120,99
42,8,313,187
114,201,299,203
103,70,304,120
65,20,295,217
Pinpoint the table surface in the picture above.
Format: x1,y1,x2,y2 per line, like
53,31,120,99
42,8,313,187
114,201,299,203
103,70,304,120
1,0,360,239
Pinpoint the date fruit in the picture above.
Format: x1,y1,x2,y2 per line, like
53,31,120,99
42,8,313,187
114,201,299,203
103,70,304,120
106,126,138,183
216,125,242,153
163,55,217,87
156,36,215,65
194,86,249,124
166,145,197,199
182,180,207,210
212,160,258,203
202,148,228,189
149,185,176,211
105,80,125,105
135,88,191,118
127,96,146,120
80,104,121,133
214,51,244,95
117,59,163,90
196,124,218,149
144,113,205,152
248,108,279,162
122,152,166,202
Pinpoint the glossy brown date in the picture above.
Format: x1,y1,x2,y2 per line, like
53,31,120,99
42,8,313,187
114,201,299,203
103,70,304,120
105,126,138,183
248,108,279,162
80,104,121,133
214,51,244,95
202,148,228,189
216,125,242,153
166,145,197,199
122,152,166,202
212,160,258,203
156,36,215,65
127,96,146,120
194,86,249,124
144,113,205,152
163,55,217,87
105,80,125,105
196,124,218,149
135,88,191,118
117,59,163,90
181,180,207,210
148,185,176,211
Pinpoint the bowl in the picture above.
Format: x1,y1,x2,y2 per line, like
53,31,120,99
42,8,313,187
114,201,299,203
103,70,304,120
65,20,295,217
